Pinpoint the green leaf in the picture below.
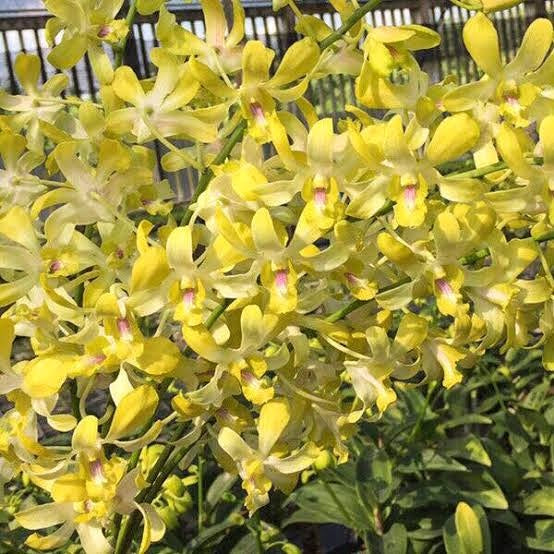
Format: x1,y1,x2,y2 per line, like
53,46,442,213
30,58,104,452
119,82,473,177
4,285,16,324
518,487,554,517
285,482,371,529
447,472,508,510
396,484,454,509
443,435,492,467
356,448,393,503
492,412,532,453
481,438,522,495
439,414,492,430
443,502,489,554
525,519,554,552
383,523,407,554
398,449,468,473
470,504,492,554
521,381,550,411
443,512,463,554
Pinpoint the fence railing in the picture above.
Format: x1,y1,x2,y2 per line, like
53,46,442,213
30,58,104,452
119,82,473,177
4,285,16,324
1,0,552,105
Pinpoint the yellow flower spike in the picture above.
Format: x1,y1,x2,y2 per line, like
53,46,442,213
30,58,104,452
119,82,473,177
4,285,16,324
106,385,159,441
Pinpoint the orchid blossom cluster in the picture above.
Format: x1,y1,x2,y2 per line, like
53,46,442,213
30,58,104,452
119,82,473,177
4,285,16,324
0,0,551,552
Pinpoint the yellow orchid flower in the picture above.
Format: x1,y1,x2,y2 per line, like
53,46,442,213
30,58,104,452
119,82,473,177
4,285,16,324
44,0,128,84
347,113,480,226
157,0,245,73
0,54,68,153
217,398,318,513
108,49,220,144
0,132,44,211
32,139,153,243
376,202,496,315
363,25,440,79
190,37,320,142
443,13,553,127
344,312,428,413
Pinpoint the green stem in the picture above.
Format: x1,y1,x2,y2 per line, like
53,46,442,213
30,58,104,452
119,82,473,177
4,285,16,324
197,455,205,533
114,0,138,68
320,0,383,49
114,299,230,553
408,381,437,444
180,120,248,226
444,157,542,180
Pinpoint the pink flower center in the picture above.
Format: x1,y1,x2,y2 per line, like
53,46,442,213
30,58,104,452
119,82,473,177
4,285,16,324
116,318,132,340
183,288,195,307
89,459,106,484
345,272,359,285
249,101,266,124
217,407,231,422
274,269,288,293
89,354,106,366
314,187,327,208
435,278,454,298
97,25,111,38
241,370,256,385
404,185,417,210
49,260,63,273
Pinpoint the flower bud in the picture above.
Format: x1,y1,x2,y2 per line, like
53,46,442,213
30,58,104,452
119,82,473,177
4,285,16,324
313,450,336,471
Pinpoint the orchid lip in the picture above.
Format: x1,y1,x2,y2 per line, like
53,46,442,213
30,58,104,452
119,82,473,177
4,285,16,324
48,260,63,273
274,269,288,293
249,101,266,125
345,272,360,285
241,370,256,386
435,278,455,299
183,288,195,307
97,25,111,39
89,459,106,484
314,187,327,207
116,318,132,339
404,184,417,210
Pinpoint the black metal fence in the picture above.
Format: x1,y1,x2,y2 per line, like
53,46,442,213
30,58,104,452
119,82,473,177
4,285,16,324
1,0,553,105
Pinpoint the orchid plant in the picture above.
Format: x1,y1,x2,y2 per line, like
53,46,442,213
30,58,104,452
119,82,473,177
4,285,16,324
0,0,551,552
